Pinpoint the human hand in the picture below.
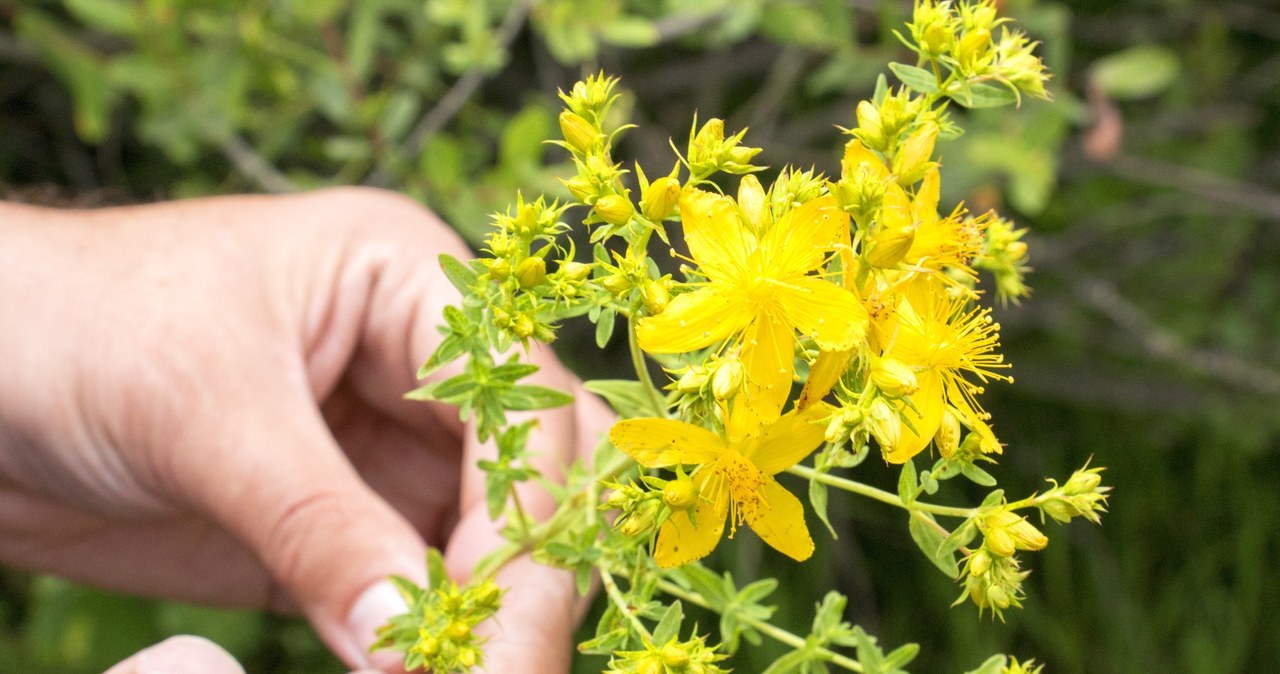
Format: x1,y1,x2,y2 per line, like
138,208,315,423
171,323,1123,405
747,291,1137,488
104,635,383,674
0,188,612,671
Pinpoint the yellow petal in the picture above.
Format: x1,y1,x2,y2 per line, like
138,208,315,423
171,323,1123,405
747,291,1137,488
678,188,754,282
747,477,814,562
739,314,795,419
765,196,848,277
608,418,723,468
776,276,868,351
748,404,832,475
655,470,728,568
797,348,853,410
636,287,745,354
841,138,889,180
882,370,945,463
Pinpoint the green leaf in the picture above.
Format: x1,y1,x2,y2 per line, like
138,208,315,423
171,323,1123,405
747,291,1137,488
909,512,959,578
960,462,998,486
65,0,138,35
760,649,811,674
502,384,574,410
387,575,424,607
897,460,918,506
439,253,479,294
651,601,684,644
962,655,1009,674
884,642,920,669
1091,45,1180,100
16,11,114,143
583,379,652,419
600,16,659,48
426,548,448,589
809,478,838,539
595,307,618,348
956,82,1020,109
888,62,939,94
940,518,979,558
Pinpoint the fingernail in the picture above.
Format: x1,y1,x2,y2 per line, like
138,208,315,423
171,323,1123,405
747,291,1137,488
136,635,245,674
346,580,411,669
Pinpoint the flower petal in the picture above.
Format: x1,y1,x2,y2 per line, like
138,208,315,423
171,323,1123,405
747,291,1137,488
747,476,814,562
797,348,853,410
776,276,868,351
608,418,723,468
678,188,754,282
740,314,795,420
748,403,832,475
765,196,848,277
883,370,945,464
655,470,729,568
636,287,745,354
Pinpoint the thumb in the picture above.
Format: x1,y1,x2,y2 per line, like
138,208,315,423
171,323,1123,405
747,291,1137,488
104,636,244,674
178,379,426,670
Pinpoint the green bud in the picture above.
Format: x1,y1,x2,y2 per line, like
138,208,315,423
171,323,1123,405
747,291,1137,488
641,176,681,221
641,279,669,315
559,260,591,282
514,257,546,289
870,356,920,397
594,194,635,226
710,358,745,401
662,476,698,511
661,643,690,669
559,110,598,155
487,258,511,281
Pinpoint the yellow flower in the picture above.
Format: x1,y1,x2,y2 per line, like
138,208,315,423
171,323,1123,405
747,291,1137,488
608,403,831,567
637,188,867,414
878,279,1011,462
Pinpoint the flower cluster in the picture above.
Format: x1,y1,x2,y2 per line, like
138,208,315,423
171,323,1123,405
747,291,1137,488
386,2,1108,672
372,551,503,673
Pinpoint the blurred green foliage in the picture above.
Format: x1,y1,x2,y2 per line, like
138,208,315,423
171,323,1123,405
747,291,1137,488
2,0,1279,672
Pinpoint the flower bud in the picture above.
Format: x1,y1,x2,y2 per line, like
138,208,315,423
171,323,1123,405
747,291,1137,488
515,202,540,235
559,110,598,154
936,409,962,458
641,176,681,221
487,258,511,281
867,398,901,450
737,174,767,228
865,223,916,268
710,358,745,401
892,121,938,186
958,28,992,71
415,633,439,657
967,547,992,577
617,499,660,537
662,476,698,511
922,22,950,57
870,356,919,397
458,647,478,668
559,260,591,282
514,257,546,289
512,313,535,339
661,643,690,669
563,176,595,203
446,620,472,642
594,194,634,226
473,580,503,610
601,272,631,296
641,279,669,315
637,658,664,674
677,367,707,393
981,509,1048,557
856,100,886,150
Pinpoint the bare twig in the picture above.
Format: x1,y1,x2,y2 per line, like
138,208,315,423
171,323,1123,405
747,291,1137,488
1104,153,1280,222
387,0,531,182
220,136,298,193
1075,277,1280,397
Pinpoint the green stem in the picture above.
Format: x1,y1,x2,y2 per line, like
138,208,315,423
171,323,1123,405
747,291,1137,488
628,318,667,416
600,564,653,642
787,464,975,519
654,579,864,673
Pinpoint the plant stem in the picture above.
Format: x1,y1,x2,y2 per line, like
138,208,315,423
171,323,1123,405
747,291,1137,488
654,579,864,673
628,318,667,416
787,464,975,519
600,564,653,642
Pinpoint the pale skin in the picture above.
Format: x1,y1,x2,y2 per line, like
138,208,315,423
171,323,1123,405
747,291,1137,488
0,188,611,673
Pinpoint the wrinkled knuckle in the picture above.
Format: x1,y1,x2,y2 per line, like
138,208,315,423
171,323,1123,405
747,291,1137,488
264,488,357,588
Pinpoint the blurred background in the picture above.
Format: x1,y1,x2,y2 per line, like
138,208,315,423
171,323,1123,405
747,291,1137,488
2,0,1278,672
